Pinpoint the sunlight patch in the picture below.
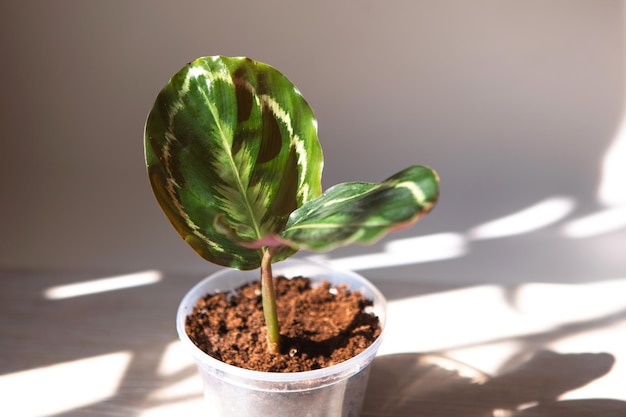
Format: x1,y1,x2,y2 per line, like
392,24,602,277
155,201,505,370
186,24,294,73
514,278,626,323
0,352,131,417
44,270,162,300
598,115,626,206
562,206,626,238
157,340,194,376
468,197,575,240
315,233,467,271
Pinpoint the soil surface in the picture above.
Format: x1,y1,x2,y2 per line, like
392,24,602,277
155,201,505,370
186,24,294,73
185,276,381,372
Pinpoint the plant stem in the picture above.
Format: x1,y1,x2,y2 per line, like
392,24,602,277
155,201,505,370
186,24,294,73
261,247,281,354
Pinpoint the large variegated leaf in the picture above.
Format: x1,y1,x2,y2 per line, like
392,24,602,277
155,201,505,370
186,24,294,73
145,56,323,270
278,165,439,251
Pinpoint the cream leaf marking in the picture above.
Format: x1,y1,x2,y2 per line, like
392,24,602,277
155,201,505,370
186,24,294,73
259,93,310,200
299,118,320,202
163,73,196,232
396,180,429,206
196,62,265,244
161,64,228,251
319,188,372,207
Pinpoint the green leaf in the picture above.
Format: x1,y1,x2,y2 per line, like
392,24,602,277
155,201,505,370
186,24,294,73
144,56,323,269
278,165,439,251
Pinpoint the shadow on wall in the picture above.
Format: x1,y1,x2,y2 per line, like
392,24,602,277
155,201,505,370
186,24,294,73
363,350,625,417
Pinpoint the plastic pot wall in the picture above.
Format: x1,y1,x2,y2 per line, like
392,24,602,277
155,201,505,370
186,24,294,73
176,259,387,417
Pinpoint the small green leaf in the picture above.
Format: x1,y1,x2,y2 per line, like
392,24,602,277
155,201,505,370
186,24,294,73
145,56,323,269
278,165,439,251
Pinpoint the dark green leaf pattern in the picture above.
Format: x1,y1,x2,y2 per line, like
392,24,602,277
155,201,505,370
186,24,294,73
145,56,440,271
279,165,439,251
145,56,323,269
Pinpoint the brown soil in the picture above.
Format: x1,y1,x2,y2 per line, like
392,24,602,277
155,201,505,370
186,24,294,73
185,275,381,372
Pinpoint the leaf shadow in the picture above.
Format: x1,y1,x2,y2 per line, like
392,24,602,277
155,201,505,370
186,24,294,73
361,350,625,417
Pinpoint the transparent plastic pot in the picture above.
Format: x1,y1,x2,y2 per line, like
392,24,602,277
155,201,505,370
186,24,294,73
176,258,387,417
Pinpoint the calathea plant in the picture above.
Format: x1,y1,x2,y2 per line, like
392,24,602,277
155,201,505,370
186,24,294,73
145,56,439,354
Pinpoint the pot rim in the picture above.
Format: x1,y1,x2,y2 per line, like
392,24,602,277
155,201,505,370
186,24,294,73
176,257,388,385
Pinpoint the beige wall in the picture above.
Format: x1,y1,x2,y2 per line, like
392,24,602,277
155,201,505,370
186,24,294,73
0,1,624,279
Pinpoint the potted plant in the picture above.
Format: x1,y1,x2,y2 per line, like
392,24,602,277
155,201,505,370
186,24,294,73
144,56,439,417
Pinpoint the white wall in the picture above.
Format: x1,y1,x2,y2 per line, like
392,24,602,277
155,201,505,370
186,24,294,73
1,1,624,283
